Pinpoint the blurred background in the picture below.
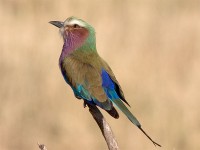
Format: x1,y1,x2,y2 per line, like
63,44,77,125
0,0,200,149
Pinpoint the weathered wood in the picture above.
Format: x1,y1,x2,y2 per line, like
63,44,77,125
38,142,47,150
37,104,120,150
87,103,120,150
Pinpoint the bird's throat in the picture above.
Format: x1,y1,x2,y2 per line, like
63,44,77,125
59,29,96,65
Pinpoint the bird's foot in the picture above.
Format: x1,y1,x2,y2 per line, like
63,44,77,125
83,101,87,108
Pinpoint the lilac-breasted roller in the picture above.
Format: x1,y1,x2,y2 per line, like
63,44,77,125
49,16,161,147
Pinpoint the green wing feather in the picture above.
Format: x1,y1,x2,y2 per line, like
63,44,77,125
61,52,112,110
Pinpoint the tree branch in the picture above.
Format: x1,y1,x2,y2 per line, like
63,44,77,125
86,103,120,150
37,104,120,150
38,142,47,150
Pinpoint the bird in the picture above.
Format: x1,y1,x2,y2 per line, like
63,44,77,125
49,16,161,147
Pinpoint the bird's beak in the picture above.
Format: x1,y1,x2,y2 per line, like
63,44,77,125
49,21,64,28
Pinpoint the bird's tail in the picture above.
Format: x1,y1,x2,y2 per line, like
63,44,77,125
111,99,141,126
112,99,161,147
105,106,119,119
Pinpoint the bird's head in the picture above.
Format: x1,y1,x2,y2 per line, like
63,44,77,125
49,17,96,51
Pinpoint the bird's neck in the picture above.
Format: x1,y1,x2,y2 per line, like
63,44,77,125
59,38,97,64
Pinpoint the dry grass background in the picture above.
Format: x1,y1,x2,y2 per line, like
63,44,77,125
0,0,200,149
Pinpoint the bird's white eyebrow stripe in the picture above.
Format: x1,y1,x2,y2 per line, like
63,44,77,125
67,19,85,27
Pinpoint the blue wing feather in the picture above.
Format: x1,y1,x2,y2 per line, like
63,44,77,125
101,69,120,99
101,69,141,126
101,69,115,90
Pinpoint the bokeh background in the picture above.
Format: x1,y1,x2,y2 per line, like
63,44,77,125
1,0,200,149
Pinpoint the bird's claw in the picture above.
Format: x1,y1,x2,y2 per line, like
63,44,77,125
83,101,87,108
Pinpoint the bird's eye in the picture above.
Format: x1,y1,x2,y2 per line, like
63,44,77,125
73,24,80,28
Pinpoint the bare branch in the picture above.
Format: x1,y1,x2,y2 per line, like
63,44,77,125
37,104,120,150
86,103,120,150
37,142,47,150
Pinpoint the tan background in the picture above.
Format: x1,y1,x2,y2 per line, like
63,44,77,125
1,0,200,149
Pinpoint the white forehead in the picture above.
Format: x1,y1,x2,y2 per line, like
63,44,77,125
64,18,86,27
